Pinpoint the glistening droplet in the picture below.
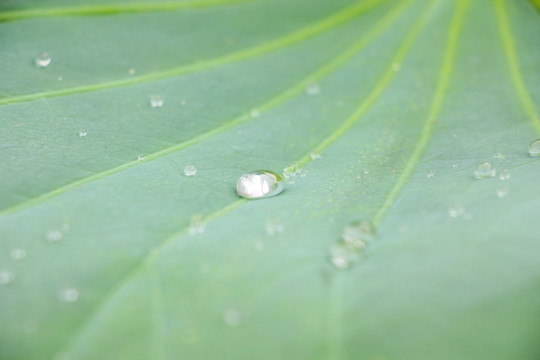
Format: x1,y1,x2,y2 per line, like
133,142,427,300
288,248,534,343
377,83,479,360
35,53,51,68
329,241,359,270
342,221,374,250
426,170,434,178
78,129,87,137
529,139,540,157
236,170,283,200
184,165,197,176
474,162,496,179
189,214,205,235
149,95,164,108
305,83,320,95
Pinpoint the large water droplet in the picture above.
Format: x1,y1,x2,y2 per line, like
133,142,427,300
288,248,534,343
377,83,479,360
265,218,284,236
236,170,283,199
184,165,197,176
342,221,374,250
474,162,496,179
329,241,359,270
10,248,26,260
149,95,164,108
58,288,79,303
0,270,14,285
529,139,540,157
305,83,321,96
35,53,51,68
223,308,243,326
189,214,205,235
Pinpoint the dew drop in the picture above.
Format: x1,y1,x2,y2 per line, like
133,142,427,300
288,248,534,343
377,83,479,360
305,83,320,96
283,164,300,178
451,163,458,168
0,270,14,285
137,155,145,161
474,162,496,179
250,109,260,118
149,95,164,108
58,288,79,303
189,214,205,235
128,68,136,75
329,241,359,270
78,129,87,137
223,308,242,326
426,170,434,178
499,169,510,180
496,186,508,198
528,139,540,157
46,230,63,242
392,62,402,71
342,221,374,250
184,165,197,176
10,248,26,260
448,203,465,218
265,218,284,236
236,170,283,200
363,168,370,175
35,53,51,68
310,153,321,160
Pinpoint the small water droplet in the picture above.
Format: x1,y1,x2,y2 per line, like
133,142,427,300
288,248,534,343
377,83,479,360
128,68,136,75
342,221,374,250
451,163,458,168
283,164,299,178
305,83,320,95
392,62,402,71
21,320,38,334
310,153,321,160
189,214,205,235
474,162,496,179
426,170,434,178
265,218,284,236
35,53,51,67
493,153,505,160
149,95,164,108
363,168,370,175
0,270,14,285
499,169,510,180
528,139,540,157
448,203,465,218
329,241,360,270
250,109,260,118
78,129,87,137
137,155,145,161
46,230,63,242
184,165,197,176
236,170,283,200
496,186,508,198
58,288,79,303
10,248,26,260
254,240,265,251
223,309,242,326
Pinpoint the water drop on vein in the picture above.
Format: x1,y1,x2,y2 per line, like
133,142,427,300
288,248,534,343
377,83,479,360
250,109,260,118
305,83,320,96
342,221,374,250
329,241,359,270
529,139,540,157
78,129,87,137
149,95,164,108
474,162,496,179
0,270,14,285
58,288,79,303
310,153,321,160
189,214,205,235
137,155,145,161
236,170,283,199
10,248,27,260
184,165,197,176
35,53,51,68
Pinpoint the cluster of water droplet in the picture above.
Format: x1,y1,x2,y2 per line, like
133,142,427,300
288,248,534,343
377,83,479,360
329,221,375,269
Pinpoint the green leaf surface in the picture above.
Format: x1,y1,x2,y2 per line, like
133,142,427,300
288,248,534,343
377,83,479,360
1,0,540,359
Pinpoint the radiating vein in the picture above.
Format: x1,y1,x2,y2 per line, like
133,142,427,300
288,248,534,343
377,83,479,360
494,0,540,134
0,0,399,218
0,0,384,106
0,0,247,21
372,0,468,226
57,2,414,355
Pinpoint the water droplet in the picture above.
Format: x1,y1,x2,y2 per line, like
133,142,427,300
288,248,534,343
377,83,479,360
499,169,510,180
451,163,458,168
21,320,38,334
363,168,370,175
493,153,505,160
250,109,260,118
283,164,300,178
10,248,26,260
189,214,205,235
342,221,374,250
310,153,321,160
426,170,434,178
305,83,320,96
46,230,63,242
496,186,508,198
223,308,242,326
254,240,265,251
329,241,360,270
236,170,283,200
35,53,51,68
392,62,402,71
149,95,164,108
58,288,79,303
184,165,197,176
265,218,284,236
448,203,465,218
0,270,14,285
137,155,145,161
128,68,136,75
78,129,87,137
528,139,540,157
474,162,496,179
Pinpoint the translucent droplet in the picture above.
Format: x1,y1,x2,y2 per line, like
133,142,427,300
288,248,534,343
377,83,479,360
128,68,136,75
137,155,145,161
474,162,496,179
10,248,26,260
149,95,164,108
21,320,38,334
223,309,242,326
392,62,402,71
305,83,320,95
496,186,508,198
499,169,510,180
283,164,299,178
236,170,283,200
265,218,284,236
426,170,434,178
250,109,260,118
46,230,63,242
329,241,360,270
0,270,14,285
363,168,370,175
310,153,321,160
184,165,197,176
342,221,374,250
58,288,79,303
189,214,205,235
448,203,465,218
78,129,87,137
254,240,265,251
528,139,540,157
35,53,51,68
